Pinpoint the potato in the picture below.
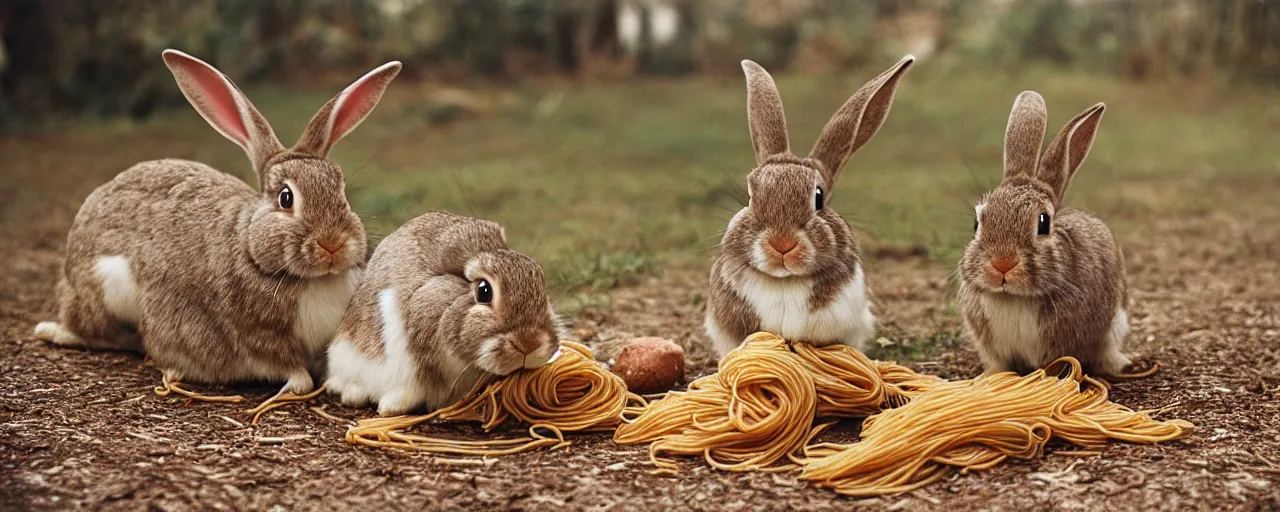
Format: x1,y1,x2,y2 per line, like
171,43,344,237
610,337,685,394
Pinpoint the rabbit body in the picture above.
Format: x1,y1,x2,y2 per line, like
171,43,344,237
39,159,362,389
706,198,875,357
35,50,401,394
705,57,915,357
957,91,1130,376
326,212,560,416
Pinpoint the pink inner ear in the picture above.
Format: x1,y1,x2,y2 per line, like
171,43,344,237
185,61,249,145
329,78,381,144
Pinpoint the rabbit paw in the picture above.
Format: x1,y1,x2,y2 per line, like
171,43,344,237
377,389,420,417
34,322,85,347
281,371,315,396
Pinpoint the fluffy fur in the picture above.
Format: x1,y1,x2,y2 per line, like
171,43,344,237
705,56,914,357
33,50,401,394
957,91,1130,377
326,212,561,415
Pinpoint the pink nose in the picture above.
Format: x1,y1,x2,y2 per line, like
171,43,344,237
990,257,1019,274
318,239,344,255
769,235,799,255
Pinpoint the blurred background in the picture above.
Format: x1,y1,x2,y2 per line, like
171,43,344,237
1,0,1278,313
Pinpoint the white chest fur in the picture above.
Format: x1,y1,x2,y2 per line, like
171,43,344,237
295,268,363,354
979,293,1042,366
735,263,876,348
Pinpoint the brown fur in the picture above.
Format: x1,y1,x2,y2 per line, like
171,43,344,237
329,212,561,412
957,91,1129,377
36,50,401,391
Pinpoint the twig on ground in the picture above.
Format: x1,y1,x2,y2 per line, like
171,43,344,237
216,415,246,429
310,406,354,426
256,435,311,445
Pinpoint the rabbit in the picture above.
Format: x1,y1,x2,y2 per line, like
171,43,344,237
325,211,562,416
704,56,915,358
956,91,1130,377
33,49,402,397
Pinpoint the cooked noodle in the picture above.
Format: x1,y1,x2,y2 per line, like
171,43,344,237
345,331,1191,498
613,332,941,473
616,332,1191,497
346,341,646,455
797,357,1193,497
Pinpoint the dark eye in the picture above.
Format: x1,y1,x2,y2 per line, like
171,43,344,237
1037,213,1051,235
814,187,825,211
974,216,979,233
475,279,493,304
278,186,294,210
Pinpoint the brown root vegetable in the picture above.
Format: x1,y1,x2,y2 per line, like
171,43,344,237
611,337,686,394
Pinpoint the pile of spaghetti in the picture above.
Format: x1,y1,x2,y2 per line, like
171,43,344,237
345,331,1193,497
346,341,646,456
615,332,1194,497
797,356,1192,496
612,332,941,473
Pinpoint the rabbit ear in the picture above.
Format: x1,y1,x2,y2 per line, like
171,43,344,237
162,49,284,183
294,61,402,158
808,55,914,192
1038,103,1105,204
742,60,792,166
1002,91,1048,182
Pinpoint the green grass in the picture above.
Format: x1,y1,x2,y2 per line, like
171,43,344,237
21,63,1280,300
337,65,1280,266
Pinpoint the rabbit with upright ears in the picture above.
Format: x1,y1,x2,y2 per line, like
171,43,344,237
705,56,915,357
325,211,562,416
34,50,401,396
957,91,1129,377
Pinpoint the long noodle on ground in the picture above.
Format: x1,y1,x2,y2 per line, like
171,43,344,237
346,341,646,456
797,357,1194,497
613,332,941,473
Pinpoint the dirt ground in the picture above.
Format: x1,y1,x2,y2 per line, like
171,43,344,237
2,142,1279,511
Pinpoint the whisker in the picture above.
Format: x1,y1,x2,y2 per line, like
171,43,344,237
443,359,482,402
451,173,479,218
345,138,391,184
269,269,289,304
710,203,744,215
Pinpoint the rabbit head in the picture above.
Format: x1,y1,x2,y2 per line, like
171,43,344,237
457,250,561,376
723,57,914,278
161,50,402,278
961,91,1106,297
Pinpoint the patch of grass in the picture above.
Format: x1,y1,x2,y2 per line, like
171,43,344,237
543,250,654,295
865,330,964,363
541,250,653,314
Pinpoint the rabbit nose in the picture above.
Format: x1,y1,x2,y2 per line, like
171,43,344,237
990,256,1020,274
510,337,536,356
317,239,344,255
769,235,799,254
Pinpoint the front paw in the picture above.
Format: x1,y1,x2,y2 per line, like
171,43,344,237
377,389,420,417
35,322,86,347
281,371,315,396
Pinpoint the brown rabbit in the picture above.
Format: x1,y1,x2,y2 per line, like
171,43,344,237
33,50,401,396
705,56,915,357
325,212,561,416
957,91,1129,377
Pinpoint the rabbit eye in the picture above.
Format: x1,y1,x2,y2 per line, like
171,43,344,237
973,217,979,233
476,279,494,304
1037,213,1051,235
814,187,825,211
278,186,294,210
